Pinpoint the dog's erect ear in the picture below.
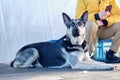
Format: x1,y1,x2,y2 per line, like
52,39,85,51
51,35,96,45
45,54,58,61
62,12,71,24
80,11,88,24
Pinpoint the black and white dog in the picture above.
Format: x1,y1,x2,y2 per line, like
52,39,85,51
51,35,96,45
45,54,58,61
11,11,113,70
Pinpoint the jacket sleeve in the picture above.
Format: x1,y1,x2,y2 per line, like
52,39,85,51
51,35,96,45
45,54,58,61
105,0,120,27
106,15,120,26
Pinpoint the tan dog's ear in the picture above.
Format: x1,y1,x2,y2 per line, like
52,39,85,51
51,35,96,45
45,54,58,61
80,11,88,24
62,12,71,24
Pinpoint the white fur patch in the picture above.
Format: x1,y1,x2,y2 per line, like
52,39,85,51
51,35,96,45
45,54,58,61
13,48,42,68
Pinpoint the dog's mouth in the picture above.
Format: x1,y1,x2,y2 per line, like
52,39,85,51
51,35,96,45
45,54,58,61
69,37,84,46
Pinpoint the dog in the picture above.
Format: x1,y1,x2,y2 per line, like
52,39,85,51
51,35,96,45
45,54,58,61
10,11,114,70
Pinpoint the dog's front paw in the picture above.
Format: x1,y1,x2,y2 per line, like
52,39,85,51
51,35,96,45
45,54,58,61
71,62,114,70
71,63,88,69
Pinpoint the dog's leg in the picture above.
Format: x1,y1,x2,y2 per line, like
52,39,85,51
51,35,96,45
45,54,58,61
32,59,43,68
83,51,92,61
48,64,69,68
72,61,114,70
12,48,42,68
69,52,113,70
71,51,114,70
83,51,106,64
32,58,43,68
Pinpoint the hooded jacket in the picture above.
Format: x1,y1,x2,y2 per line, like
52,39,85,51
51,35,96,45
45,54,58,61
75,0,120,27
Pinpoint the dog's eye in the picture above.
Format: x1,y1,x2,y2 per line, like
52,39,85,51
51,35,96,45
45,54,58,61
71,22,75,26
78,22,82,26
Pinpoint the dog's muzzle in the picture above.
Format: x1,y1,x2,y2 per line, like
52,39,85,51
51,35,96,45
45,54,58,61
72,28,79,37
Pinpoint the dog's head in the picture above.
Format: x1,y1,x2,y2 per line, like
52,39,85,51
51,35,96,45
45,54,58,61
62,11,88,45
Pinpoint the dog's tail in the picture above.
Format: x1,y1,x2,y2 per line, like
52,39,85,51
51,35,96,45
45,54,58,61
10,60,14,67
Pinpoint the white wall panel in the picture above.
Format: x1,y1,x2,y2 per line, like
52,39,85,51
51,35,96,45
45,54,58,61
0,0,77,63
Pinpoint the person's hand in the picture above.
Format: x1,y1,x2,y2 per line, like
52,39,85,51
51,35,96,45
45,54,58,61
99,10,110,19
96,20,104,26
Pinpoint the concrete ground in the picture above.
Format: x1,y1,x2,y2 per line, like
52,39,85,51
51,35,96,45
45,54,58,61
0,63,120,80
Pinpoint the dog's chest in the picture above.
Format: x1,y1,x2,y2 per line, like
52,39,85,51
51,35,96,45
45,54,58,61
61,39,86,63
62,39,83,52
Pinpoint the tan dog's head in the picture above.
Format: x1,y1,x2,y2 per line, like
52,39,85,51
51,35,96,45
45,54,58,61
62,11,88,45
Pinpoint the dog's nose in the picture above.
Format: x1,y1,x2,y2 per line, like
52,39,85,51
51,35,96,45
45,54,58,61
75,28,79,32
72,28,80,37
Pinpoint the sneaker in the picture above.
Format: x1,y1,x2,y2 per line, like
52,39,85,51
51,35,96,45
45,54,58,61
106,50,120,63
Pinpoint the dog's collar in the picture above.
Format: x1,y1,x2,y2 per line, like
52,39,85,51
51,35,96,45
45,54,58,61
62,36,82,52
62,35,87,52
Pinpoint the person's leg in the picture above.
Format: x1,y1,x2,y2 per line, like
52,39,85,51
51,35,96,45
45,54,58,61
98,22,120,63
110,23,120,52
85,21,99,57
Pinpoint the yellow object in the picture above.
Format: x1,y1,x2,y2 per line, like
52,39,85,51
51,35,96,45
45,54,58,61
75,0,120,27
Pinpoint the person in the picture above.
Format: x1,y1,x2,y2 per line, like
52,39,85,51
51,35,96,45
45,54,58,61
75,0,120,63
